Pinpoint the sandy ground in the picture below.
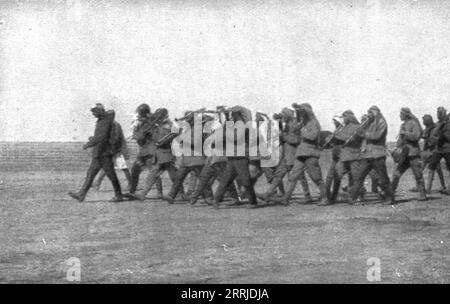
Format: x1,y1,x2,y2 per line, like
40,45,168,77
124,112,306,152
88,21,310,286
0,164,449,284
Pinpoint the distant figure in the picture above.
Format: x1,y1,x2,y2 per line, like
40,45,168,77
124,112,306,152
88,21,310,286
68,104,123,202
391,108,427,201
127,104,163,198
93,112,132,191
427,107,450,195
348,106,395,205
418,114,446,193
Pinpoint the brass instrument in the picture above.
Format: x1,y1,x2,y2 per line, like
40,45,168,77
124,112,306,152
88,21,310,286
343,117,371,147
320,123,345,150
156,131,180,148
135,109,169,145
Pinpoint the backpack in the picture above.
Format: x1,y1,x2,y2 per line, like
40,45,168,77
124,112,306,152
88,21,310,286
109,121,124,156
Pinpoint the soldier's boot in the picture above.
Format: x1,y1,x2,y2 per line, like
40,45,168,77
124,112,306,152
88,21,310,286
109,196,123,203
68,191,85,202
318,182,332,206
299,178,313,204
274,180,297,206
417,179,428,201
426,169,435,193
162,196,175,204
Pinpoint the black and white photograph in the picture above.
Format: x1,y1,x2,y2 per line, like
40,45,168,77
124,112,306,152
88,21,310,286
0,0,449,285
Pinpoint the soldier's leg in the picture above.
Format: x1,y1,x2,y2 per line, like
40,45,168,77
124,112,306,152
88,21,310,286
213,161,237,205
325,160,337,201
69,158,102,202
100,156,123,200
330,161,348,202
369,169,380,193
409,157,427,200
257,163,289,200
269,166,286,195
135,164,165,200
93,169,106,190
129,157,145,194
234,159,257,206
165,166,191,202
427,152,443,194
371,157,395,204
349,159,372,202
304,157,327,205
167,163,185,197
280,159,308,205
249,161,263,186
121,168,132,190
441,153,450,194
186,171,198,195
435,163,446,190
189,164,216,205
391,159,410,192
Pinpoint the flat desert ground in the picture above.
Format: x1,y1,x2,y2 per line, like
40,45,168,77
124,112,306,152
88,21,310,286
0,142,449,283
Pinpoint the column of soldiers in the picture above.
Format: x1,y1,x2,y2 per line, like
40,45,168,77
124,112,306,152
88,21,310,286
69,102,450,207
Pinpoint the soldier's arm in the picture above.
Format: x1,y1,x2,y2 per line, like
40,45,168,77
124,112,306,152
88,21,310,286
335,124,356,142
84,118,111,149
301,121,320,141
442,122,450,142
364,119,387,141
282,130,300,145
402,121,421,142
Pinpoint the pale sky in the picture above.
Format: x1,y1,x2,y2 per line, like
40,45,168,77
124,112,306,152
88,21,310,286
0,0,449,142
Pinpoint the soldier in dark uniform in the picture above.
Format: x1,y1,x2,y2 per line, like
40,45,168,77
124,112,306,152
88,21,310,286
128,104,163,197
348,106,395,205
419,114,447,193
427,107,450,195
162,112,213,204
212,106,258,208
325,111,364,204
274,103,326,205
93,111,132,191
68,104,123,202
257,108,311,204
131,108,181,201
390,108,427,201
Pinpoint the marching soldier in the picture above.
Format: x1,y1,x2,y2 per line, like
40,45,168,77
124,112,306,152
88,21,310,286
128,104,163,198
348,106,395,205
93,111,132,191
275,103,326,205
419,114,447,193
325,110,364,204
68,104,123,202
212,106,258,208
427,107,450,195
257,108,311,204
130,108,182,201
390,108,427,201
161,112,213,204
